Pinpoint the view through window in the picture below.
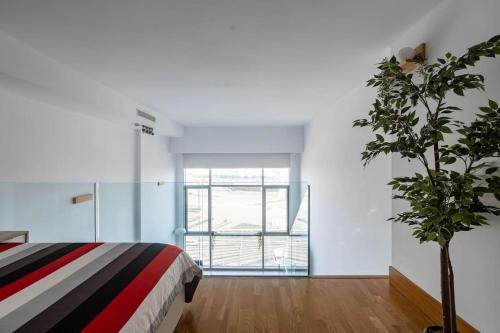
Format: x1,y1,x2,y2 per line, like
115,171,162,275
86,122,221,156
184,168,308,271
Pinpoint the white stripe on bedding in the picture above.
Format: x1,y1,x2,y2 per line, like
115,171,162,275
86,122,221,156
120,252,195,333
0,243,119,318
0,243,135,332
0,244,42,265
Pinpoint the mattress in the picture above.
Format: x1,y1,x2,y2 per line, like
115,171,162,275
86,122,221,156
0,242,202,333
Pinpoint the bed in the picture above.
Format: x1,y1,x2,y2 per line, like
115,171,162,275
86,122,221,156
0,242,202,333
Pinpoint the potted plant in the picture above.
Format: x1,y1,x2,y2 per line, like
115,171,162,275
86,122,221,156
353,35,500,333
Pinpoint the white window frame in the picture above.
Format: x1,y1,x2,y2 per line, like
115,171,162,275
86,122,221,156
184,168,290,270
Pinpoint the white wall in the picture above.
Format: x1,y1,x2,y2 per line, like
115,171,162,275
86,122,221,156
0,88,178,243
170,126,304,154
140,134,176,183
140,134,177,244
390,0,500,331
0,29,183,136
0,89,138,182
301,79,392,275
183,153,291,168
0,88,139,241
0,29,180,242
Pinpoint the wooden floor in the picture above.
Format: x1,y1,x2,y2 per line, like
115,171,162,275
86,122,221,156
175,277,433,333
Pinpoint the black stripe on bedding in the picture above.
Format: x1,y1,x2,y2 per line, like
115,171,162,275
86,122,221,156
0,244,84,287
44,243,166,333
15,243,152,333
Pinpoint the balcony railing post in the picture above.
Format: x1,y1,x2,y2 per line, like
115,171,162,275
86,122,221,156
307,185,311,277
94,182,100,242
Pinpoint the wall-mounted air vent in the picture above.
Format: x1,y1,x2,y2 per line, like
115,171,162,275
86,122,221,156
137,110,156,123
141,124,154,136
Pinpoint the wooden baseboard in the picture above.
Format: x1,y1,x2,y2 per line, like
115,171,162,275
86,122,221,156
389,266,478,333
310,275,388,279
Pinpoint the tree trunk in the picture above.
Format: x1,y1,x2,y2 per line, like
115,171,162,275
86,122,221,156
446,244,458,333
435,134,453,333
440,246,452,333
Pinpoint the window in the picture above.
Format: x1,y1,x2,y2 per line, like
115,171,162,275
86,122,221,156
211,168,262,185
184,169,209,185
265,188,288,232
264,168,290,185
186,188,209,232
185,235,210,266
183,168,291,270
212,186,262,233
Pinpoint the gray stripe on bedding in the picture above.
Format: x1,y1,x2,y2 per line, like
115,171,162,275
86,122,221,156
148,265,197,333
0,243,134,331
118,251,202,333
0,244,70,279
0,244,37,262
0,244,52,269
15,243,151,333
148,252,203,333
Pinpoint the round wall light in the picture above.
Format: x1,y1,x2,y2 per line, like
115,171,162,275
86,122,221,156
398,47,415,64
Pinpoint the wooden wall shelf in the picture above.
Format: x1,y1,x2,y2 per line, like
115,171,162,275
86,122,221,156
72,193,93,204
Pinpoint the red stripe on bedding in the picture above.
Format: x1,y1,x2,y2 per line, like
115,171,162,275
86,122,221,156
82,245,182,333
0,243,103,301
0,243,22,253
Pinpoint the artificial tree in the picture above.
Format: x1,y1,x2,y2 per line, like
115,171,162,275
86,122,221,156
353,35,500,333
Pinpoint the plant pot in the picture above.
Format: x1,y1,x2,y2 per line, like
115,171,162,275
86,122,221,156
424,326,443,333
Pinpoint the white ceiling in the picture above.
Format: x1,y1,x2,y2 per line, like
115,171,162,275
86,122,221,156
0,0,440,126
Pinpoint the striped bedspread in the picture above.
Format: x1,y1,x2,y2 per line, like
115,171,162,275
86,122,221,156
0,243,202,333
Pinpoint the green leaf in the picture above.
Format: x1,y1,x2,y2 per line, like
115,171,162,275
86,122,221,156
479,106,493,113
485,167,498,175
355,36,500,242
453,88,464,96
444,157,457,165
488,35,500,43
488,99,498,109
437,235,446,247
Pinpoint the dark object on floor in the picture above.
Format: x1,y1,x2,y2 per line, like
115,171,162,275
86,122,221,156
185,275,201,303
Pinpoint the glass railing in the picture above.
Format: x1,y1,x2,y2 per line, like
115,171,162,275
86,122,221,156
183,182,310,276
0,181,309,276
286,185,309,275
0,182,96,242
0,182,182,244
